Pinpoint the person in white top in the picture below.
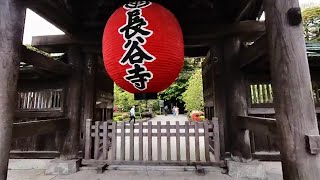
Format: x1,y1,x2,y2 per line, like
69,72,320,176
175,106,179,116
130,106,135,123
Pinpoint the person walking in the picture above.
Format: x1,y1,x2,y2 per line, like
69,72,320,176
172,106,176,116
164,105,168,116
130,106,136,123
175,106,179,116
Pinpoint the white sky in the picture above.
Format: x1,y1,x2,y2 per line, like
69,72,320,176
23,0,320,45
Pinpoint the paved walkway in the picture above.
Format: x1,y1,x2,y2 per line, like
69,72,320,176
7,167,238,180
7,159,283,180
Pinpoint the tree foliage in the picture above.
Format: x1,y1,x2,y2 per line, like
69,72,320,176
114,85,135,112
303,6,320,42
114,85,160,113
159,57,204,102
182,69,204,112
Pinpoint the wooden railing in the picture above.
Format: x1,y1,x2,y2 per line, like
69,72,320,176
84,118,221,166
238,115,280,161
12,118,68,139
249,81,320,108
17,89,63,111
238,116,277,137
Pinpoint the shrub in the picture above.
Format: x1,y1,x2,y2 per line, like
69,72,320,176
122,113,129,119
113,116,123,122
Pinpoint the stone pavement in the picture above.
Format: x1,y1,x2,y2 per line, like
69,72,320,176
7,165,246,180
8,163,282,180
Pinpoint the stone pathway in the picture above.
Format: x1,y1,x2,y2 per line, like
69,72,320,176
7,168,236,180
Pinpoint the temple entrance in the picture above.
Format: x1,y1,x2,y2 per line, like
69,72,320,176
84,115,221,166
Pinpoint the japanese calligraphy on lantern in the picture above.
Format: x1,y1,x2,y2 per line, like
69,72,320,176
119,1,155,91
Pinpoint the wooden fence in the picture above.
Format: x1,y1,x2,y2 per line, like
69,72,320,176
84,118,221,166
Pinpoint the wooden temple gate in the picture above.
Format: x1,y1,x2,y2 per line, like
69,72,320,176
2,0,320,179
84,119,221,166
203,30,320,161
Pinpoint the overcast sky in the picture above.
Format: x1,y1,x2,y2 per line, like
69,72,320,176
22,0,320,45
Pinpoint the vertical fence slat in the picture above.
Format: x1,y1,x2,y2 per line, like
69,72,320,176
130,121,134,161
102,108,105,122
250,131,256,154
85,119,92,159
157,121,162,161
139,121,143,161
103,122,108,160
213,118,220,162
48,91,53,108
94,121,100,160
185,121,190,162
176,121,181,161
120,122,125,160
204,121,210,162
166,121,171,161
37,91,41,108
111,122,117,161
195,122,200,161
148,121,152,161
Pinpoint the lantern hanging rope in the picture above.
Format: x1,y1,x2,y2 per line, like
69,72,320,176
102,1,184,100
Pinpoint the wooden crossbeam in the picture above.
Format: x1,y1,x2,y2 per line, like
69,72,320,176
12,118,69,138
238,116,277,137
184,20,265,44
26,0,75,35
31,21,265,54
21,46,71,75
239,35,267,68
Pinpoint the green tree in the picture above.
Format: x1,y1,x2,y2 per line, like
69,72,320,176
303,6,320,42
114,85,135,112
182,69,204,112
159,57,203,102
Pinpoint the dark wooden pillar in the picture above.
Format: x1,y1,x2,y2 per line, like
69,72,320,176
264,0,320,179
210,44,227,158
224,37,252,161
80,53,97,150
0,1,25,179
61,46,83,160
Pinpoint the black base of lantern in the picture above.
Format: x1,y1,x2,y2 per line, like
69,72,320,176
134,93,158,100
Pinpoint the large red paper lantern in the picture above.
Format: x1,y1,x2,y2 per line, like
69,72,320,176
102,1,184,98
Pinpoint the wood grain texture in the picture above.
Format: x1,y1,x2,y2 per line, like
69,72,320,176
120,122,125,161
204,121,210,162
264,0,320,179
61,46,83,160
94,121,100,160
166,121,171,161
224,37,252,160
195,122,200,161
0,1,26,179
85,119,92,159
157,121,162,161
176,121,181,161
111,122,117,161
148,121,152,161
103,122,108,160
139,121,143,161
130,121,134,161
210,43,227,157
82,53,97,150
185,122,190,162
